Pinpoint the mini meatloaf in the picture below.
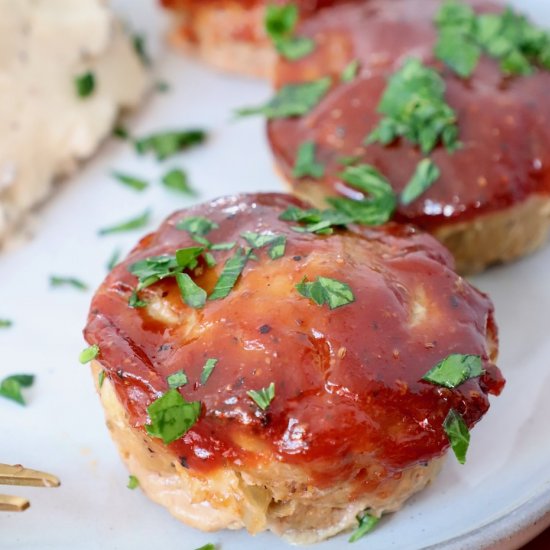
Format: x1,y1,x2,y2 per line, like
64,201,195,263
267,0,550,273
83,193,504,543
159,0,344,77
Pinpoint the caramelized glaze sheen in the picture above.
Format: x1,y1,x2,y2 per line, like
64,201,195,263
84,194,503,484
268,0,550,230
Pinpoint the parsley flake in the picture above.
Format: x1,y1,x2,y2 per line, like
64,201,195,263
127,475,140,490
423,354,483,389
241,232,287,259
162,168,196,195
176,216,219,236
75,71,95,98
135,129,206,161
366,58,460,154
279,206,350,235
296,276,354,309
112,171,149,191
176,273,207,309
132,33,151,66
209,248,251,300
200,358,218,385
341,59,360,83
293,141,325,179
167,370,188,389
0,319,13,329
0,374,35,406
79,344,100,364
50,276,88,291
400,159,441,205
247,382,275,410
235,77,331,119
146,389,201,444
98,209,151,236
106,248,122,271
349,512,379,543
194,545,216,550
98,370,106,389
443,408,470,464
129,289,148,309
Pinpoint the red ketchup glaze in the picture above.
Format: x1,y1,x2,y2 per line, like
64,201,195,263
268,0,550,231
84,193,504,486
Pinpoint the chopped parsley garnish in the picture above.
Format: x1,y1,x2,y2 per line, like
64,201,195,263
176,273,207,309
337,155,362,166
98,370,106,389
247,382,275,410
75,71,95,98
327,164,396,225
176,216,219,236
194,545,216,550
210,241,236,251
292,141,325,179
435,1,550,77
106,248,122,271
167,370,188,389
156,80,170,93
209,248,251,300
241,232,287,259
204,252,217,268
264,3,315,61
0,319,12,329
296,276,354,309
79,344,100,364
135,129,206,161
112,171,149,191
366,58,460,154
132,33,151,66
146,388,201,444
129,289,147,309
50,276,88,291
127,475,140,490
341,59,360,83
162,168,195,195
0,374,35,406
400,159,441,205
443,408,470,464
235,77,331,119
349,512,379,543
113,125,129,140
279,206,350,235
98,209,151,236
422,354,483,389
200,358,218,385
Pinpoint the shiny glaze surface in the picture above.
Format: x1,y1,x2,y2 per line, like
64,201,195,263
84,193,503,484
268,0,550,230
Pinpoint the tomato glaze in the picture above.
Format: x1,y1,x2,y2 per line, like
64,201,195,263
268,0,550,230
84,193,503,485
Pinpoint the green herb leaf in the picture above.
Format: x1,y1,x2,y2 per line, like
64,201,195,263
98,370,106,389
146,389,201,444
106,248,122,271
176,273,207,309
79,344,100,364
161,168,195,195
50,276,88,291
210,241,236,251
204,252,217,268
341,59,360,83
194,544,216,550
0,374,35,406
400,159,440,205
98,209,151,236
200,358,218,385
75,71,95,98
127,475,140,490
167,370,188,389
235,77,331,119
0,319,13,329
241,232,287,259
292,141,325,179
366,58,460,154
112,171,149,191
296,276,354,309
135,129,206,161
349,512,379,542
247,382,275,410
279,206,351,234
129,289,148,309
327,164,396,225
155,80,170,93
277,36,315,60
443,408,470,464
209,248,250,300
133,33,151,66
422,354,483,389
337,155,362,166
113,125,130,140
176,216,219,236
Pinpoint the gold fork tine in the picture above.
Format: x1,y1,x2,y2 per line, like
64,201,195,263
0,464,60,488
0,494,30,512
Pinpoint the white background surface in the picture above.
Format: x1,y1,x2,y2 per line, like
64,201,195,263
1,1,550,549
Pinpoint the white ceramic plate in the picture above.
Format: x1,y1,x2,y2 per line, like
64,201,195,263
2,1,550,548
